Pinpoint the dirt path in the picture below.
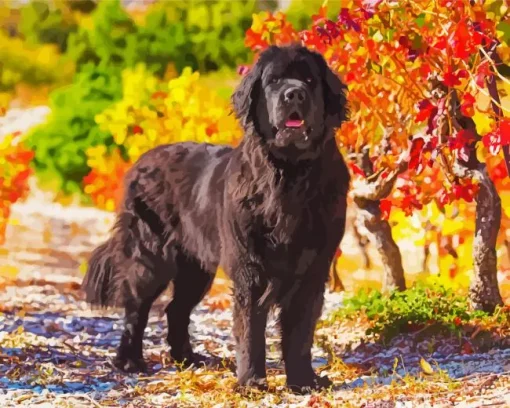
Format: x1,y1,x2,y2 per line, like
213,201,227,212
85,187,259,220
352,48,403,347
0,198,509,407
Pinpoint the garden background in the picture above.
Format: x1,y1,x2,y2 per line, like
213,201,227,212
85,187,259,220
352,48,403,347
1,0,510,406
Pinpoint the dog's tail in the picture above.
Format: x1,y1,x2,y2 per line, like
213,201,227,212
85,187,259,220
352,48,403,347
82,214,132,308
82,239,118,307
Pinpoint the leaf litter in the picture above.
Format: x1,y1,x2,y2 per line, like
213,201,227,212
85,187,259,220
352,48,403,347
0,197,509,407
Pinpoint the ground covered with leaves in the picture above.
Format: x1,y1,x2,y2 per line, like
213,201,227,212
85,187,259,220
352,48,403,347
0,197,509,407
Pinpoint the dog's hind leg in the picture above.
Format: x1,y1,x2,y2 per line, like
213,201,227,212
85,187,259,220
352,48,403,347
114,239,175,373
165,249,215,368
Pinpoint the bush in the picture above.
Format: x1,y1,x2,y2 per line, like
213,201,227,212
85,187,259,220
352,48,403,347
155,0,257,72
0,133,34,244
84,65,242,210
26,64,122,195
19,0,77,52
26,0,253,198
0,31,73,92
65,0,138,70
66,0,257,76
332,283,501,342
65,0,189,76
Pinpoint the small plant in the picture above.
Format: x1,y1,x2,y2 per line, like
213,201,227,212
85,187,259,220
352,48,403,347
331,283,501,342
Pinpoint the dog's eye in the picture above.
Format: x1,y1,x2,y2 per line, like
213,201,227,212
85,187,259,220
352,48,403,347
270,77,280,84
305,77,314,84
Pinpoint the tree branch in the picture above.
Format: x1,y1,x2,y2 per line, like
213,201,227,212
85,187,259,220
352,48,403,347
481,44,510,177
350,147,409,202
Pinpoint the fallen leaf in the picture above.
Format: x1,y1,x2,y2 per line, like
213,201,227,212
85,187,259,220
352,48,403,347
420,357,434,375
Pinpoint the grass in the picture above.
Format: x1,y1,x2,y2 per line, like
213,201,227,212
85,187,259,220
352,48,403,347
325,282,510,346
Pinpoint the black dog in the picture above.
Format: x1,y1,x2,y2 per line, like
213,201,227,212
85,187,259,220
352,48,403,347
82,44,350,393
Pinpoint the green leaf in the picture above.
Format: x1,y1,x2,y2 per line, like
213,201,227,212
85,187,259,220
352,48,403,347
415,13,426,28
497,21,510,45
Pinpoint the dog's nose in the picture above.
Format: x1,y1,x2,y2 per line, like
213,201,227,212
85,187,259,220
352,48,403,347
284,87,306,103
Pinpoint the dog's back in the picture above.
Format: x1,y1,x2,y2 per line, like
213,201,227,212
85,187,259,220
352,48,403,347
82,142,232,308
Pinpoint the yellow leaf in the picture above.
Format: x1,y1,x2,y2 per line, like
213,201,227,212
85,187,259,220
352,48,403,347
420,357,434,375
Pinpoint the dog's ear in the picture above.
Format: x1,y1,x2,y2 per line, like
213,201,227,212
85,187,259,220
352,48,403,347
312,53,348,128
232,61,262,129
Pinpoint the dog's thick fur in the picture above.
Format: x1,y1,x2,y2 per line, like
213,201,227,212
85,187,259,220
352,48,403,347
82,44,350,393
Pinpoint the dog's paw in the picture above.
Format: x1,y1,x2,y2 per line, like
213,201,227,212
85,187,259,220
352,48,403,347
287,374,332,395
113,356,148,373
234,376,268,395
171,352,208,370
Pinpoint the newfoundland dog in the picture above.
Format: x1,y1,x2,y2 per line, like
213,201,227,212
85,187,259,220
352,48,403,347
82,44,350,393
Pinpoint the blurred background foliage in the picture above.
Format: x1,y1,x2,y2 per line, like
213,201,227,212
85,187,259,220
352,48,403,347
1,0,509,301
0,0,300,195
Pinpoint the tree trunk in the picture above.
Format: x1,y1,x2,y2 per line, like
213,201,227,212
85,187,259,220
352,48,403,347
455,164,503,312
351,147,407,292
353,222,371,269
354,200,406,292
445,89,504,312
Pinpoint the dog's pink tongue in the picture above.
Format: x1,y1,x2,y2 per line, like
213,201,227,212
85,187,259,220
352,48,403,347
285,119,304,128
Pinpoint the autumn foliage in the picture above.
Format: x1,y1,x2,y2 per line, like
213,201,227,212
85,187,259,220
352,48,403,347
0,133,34,244
246,1,509,210
83,65,242,210
245,1,510,308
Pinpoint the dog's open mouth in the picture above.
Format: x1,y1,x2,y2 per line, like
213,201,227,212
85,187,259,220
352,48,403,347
285,111,304,128
272,112,312,137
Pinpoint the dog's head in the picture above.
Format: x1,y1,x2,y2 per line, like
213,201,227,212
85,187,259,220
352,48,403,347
232,45,347,157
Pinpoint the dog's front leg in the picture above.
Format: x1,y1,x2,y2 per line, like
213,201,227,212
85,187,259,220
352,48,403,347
279,272,331,394
231,264,269,391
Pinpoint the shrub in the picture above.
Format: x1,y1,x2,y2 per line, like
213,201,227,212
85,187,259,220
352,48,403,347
27,0,252,199
65,0,189,77
26,64,123,195
65,0,257,76
65,0,138,70
0,133,34,244
332,283,499,342
0,31,73,92
19,0,77,52
84,65,242,210
162,0,256,72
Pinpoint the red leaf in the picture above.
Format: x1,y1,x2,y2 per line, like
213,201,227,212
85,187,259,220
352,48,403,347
338,8,361,32
409,137,425,171
475,61,491,87
349,163,366,177
449,20,479,60
132,125,143,135
416,99,436,123
449,129,476,151
433,36,448,50
380,199,392,220
460,93,476,117
442,67,467,87
453,316,462,326
482,119,510,155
